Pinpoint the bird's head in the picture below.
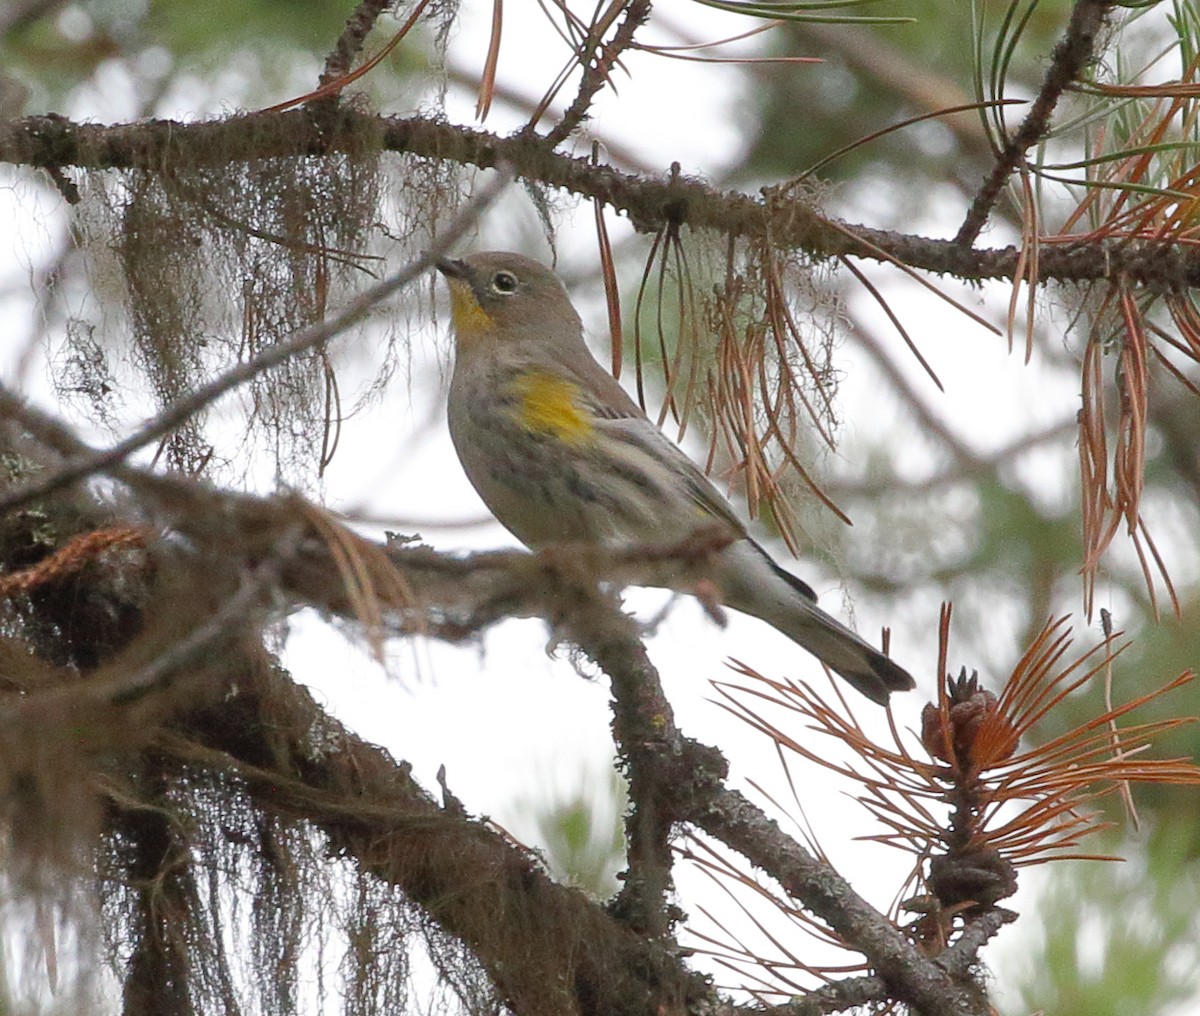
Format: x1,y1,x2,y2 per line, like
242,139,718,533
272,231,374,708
436,251,582,347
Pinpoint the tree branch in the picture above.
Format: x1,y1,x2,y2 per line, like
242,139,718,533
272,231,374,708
549,569,992,1015
537,0,652,149
160,656,702,1016
0,170,508,517
955,0,1114,246
937,908,1016,976
180,507,994,1013
749,974,889,1016
560,578,715,937
0,449,1003,1014
319,0,394,90
4,111,1198,288
693,788,990,1016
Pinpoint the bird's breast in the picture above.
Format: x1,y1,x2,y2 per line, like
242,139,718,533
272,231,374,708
507,371,595,446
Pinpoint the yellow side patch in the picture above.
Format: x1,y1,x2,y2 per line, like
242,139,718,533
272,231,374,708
511,372,595,445
446,279,494,339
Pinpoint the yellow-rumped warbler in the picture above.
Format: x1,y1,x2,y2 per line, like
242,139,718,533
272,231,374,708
437,251,914,705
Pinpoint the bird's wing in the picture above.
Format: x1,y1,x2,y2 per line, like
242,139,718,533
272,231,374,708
561,357,749,536
608,415,749,536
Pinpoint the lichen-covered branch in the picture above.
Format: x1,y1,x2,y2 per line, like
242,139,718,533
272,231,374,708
548,567,991,1016
4,111,1199,289
160,658,700,1016
560,581,713,937
0,411,1000,1013
0,173,507,518
693,788,990,1016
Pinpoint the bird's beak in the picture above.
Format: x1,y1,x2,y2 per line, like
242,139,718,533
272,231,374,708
435,257,470,280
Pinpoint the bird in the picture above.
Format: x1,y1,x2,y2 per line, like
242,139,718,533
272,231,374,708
436,250,914,705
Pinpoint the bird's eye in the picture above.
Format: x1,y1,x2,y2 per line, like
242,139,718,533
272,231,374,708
491,271,519,294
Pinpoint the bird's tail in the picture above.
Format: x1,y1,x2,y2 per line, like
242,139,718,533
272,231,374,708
717,541,915,706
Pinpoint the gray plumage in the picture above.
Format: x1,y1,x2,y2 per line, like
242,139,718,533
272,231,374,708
438,251,914,705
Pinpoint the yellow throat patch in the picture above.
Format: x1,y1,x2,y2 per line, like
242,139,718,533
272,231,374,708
510,372,594,445
446,279,494,340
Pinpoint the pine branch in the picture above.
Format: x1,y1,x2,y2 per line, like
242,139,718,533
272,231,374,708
955,0,1115,246
159,659,703,1016
734,909,1011,1016
547,576,992,1013
0,173,508,517
0,433,999,1012
576,593,722,937
5,111,1200,288
692,787,990,1016
319,0,395,90
537,0,652,148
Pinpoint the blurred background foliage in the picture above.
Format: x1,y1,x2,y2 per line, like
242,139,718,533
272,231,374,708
2,0,1199,1012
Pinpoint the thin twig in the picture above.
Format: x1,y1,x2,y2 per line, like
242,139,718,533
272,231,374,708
537,0,652,149
823,415,1078,498
444,60,658,171
319,0,394,90
955,0,1114,247
844,307,976,466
